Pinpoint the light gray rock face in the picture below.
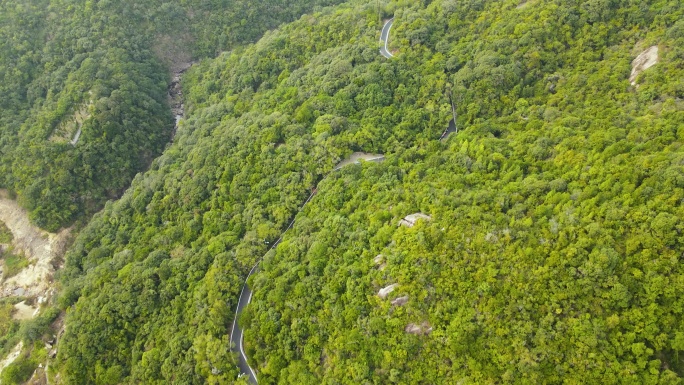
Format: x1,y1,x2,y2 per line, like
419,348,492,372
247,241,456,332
630,46,658,85
399,213,432,227
391,295,409,306
378,284,398,299
405,321,433,335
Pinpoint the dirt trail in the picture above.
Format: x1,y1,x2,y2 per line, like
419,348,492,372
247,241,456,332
0,190,70,300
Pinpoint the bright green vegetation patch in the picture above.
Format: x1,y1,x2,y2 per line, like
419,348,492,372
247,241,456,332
1,250,30,280
0,221,11,243
0,341,50,385
0,356,36,385
55,0,684,384
243,0,684,382
0,304,60,383
0,301,20,356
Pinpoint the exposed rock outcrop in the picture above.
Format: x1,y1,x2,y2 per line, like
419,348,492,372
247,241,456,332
334,152,385,170
399,213,432,227
630,46,659,85
12,300,39,320
373,254,387,270
405,321,432,335
0,342,23,374
378,284,398,299
391,295,409,306
0,190,70,302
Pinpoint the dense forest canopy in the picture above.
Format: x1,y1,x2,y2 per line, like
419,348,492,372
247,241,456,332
1,0,682,383
243,1,684,382
0,0,346,231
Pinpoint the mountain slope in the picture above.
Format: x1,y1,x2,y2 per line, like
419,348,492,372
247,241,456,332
244,1,684,383
0,0,346,231
54,0,684,384
56,3,444,383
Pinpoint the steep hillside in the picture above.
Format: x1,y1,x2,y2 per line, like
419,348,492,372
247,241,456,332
243,1,684,383
0,0,346,231
53,0,684,384
55,2,447,382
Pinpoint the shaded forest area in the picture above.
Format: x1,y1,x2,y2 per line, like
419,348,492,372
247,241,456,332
0,0,346,231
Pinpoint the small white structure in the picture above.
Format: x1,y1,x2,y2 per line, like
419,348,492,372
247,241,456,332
378,284,398,299
399,213,432,228
630,46,659,85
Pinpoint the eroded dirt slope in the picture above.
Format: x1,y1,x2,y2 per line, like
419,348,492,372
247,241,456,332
0,190,70,299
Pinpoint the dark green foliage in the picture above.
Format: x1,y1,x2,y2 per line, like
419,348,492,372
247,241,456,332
0,305,56,383
18,307,60,342
54,0,684,384
56,3,448,382
0,0,346,231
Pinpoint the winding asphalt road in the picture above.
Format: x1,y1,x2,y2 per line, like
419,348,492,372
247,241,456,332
229,188,318,384
229,262,259,384
228,157,385,382
229,18,396,383
380,18,395,59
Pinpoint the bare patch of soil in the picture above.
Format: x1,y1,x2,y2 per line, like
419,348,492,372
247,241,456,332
12,300,39,320
516,1,533,9
49,95,94,145
334,152,385,170
0,190,70,302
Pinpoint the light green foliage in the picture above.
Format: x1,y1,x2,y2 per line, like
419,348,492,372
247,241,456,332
54,0,684,384
1,250,30,279
0,301,19,354
0,356,36,385
243,1,684,383
0,342,49,385
0,221,12,243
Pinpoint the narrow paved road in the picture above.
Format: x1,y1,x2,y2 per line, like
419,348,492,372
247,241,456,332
380,18,394,59
229,188,318,384
229,263,258,384
228,157,385,382
230,18,395,382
